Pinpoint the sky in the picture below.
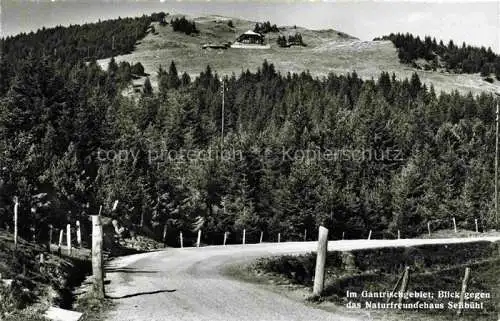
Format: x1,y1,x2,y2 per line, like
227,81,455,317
1,0,499,52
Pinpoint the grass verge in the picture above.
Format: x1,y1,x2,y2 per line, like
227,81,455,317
0,225,156,321
227,240,500,321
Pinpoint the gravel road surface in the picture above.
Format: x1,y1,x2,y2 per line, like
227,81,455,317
104,237,500,321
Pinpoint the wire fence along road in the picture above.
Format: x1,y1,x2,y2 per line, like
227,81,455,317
104,237,500,321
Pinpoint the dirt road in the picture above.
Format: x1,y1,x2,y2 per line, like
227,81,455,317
104,237,500,321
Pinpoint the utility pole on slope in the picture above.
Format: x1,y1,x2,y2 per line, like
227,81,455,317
495,93,500,229
221,79,225,151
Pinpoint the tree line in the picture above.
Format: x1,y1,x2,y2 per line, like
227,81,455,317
171,17,199,35
253,21,279,34
376,33,500,79
0,12,167,96
1,17,500,246
0,13,167,66
277,33,306,48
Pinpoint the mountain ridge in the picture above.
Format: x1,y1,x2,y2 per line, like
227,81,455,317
97,13,500,95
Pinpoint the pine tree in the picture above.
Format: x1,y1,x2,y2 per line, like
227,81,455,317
0,55,12,96
181,72,191,86
143,77,153,95
168,61,181,89
389,151,429,236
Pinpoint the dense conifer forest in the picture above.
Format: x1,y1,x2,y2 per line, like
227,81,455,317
0,14,168,72
1,16,500,246
377,33,500,79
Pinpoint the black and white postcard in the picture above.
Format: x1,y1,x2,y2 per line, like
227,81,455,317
0,1,499,320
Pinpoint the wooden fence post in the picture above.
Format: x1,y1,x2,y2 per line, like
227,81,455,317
91,215,104,299
386,271,405,303
398,230,400,240
13,197,18,248
398,266,410,305
66,224,72,256
76,221,82,248
180,232,183,248
58,229,64,254
457,267,471,316
242,229,246,245
39,253,44,273
259,231,263,243
196,230,201,248
453,217,457,233
367,230,372,240
313,226,329,296
162,223,168,244
427,222,431,237
30,226,36,243
342,231,345,240
278,233,281,243
304,229,307,241
475,219,478,233
223,232,228,246
48,225,53,252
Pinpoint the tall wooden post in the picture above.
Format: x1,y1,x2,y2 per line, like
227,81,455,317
13,197,18,248
58,229,64,253
242,229,246,245
427,222,431,237
259,231,263,243
342,231,345,240
278,233,281,243
179,232,183,248
367,230,372,240
398,266,410,305
475,219,479,233
76,221,82,248
221,80,225,149
223,232,228,246
196,230,201,248
91,215,104,299
457,267,471,316
66,224,72,256
453,217,457,233
313,226,329,296
304,229,307,241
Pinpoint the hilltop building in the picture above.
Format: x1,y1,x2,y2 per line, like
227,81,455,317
236,30,264,44
231,30,271,49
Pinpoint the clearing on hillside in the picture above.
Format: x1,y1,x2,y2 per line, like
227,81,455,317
98,14,500,96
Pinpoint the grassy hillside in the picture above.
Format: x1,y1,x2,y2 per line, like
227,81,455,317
0,222,165,320
0,232,92,321
98,14,500,95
